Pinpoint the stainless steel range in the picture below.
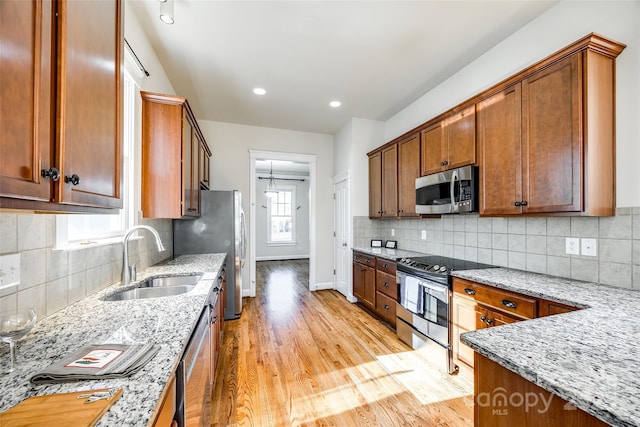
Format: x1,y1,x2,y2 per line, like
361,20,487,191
396,255,496,374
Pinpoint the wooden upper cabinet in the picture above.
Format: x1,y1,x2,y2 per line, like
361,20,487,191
381,144,398,218
478,84,523,215
479,37,623,216
0,0,54,203
521,55,581,214
56,0,123,209
1,0,123,212
421,106,476,176
397,134,420,217
420,123,444,176
141,92,211,218
368,151,382,218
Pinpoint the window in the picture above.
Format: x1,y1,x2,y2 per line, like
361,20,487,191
267,187,296,244
56,69,137,247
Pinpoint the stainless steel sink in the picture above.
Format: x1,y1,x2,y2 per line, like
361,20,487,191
141,274,203,288
103,274,203,301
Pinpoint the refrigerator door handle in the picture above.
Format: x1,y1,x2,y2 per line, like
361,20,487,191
240,208,247,268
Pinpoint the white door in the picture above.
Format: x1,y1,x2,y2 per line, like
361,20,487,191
334,174,350,298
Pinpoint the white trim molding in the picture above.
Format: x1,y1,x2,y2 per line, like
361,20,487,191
249,150,318,296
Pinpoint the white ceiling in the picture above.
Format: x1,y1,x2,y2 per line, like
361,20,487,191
129,0,558,135
255,159,310,175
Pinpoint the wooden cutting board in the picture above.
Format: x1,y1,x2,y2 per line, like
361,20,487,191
0,387,122,427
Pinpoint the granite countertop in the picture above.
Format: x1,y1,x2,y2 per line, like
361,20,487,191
454,268,640,427
0,253,226,426
352,246,425,261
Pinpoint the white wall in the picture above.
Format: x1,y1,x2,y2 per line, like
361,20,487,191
384,0,640,207
255,174,310,260
199,121,334,291
333,118,384,217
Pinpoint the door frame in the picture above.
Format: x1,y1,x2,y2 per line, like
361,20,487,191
249,150,317,296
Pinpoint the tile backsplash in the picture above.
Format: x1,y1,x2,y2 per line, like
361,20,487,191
354,207,640,289
0,212,172,319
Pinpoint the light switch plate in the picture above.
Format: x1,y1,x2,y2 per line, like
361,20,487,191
565,238,579,255
581,238,597,257
391,228,395,237
0,253,20,289
421,230,427,240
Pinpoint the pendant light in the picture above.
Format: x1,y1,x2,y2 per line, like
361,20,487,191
159,0,174,25
264,162,278,197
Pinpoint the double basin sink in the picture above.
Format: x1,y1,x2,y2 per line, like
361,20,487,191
103,274,203,301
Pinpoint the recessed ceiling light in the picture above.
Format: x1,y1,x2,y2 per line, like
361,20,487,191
253,88,266,95
329,101,341,108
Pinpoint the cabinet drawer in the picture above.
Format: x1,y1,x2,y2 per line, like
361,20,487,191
375,292,396,326
453,278,536,320
376,258,396,275
538,299,578,317
376,271,397,300
353,252,375,266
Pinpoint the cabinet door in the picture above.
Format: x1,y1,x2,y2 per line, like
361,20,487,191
182,113,196,217
0,0,54,202
420,122,445,176
56,0,123,208
477,84,523,215
381,144,398,218
452,294,484,377
522,55,581,213
446,106,476,170
397,135,420,217
191,132,200,215
362,264,376,309
368,151,382,218
352,262,365,301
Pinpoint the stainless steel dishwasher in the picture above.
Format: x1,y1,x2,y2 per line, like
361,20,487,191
175,307,211,427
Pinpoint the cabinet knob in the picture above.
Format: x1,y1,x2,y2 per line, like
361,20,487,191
486,318,493,325
64,174,80,186
480,315,487,322
384,282,390,287
521,201,528,206
502,299,517,309
443,160,448,166
41,167,60,182
383,304,390,310
514,201,521,207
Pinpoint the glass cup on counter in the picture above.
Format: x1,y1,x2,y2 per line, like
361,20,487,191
0,308,37,373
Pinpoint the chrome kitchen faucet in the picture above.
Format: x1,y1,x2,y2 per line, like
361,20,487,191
121,225,166,287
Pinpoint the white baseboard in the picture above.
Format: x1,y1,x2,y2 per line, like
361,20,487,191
311,281,334,291
256,255,310,261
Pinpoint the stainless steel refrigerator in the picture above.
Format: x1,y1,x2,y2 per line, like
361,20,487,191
173,190,246,320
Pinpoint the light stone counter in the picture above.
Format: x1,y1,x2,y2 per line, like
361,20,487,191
352,246,425,261
454,268,640,427
0,253,226,426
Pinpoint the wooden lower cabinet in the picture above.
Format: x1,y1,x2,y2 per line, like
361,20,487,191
475,354,609,427
538,299,578,317
353,252,398,327
152,375,176,427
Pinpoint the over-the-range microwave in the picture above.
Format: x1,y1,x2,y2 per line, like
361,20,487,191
415,165,478,215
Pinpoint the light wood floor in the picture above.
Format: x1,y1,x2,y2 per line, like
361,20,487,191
211,259,473,427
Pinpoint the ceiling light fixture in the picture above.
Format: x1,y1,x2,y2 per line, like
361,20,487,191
330,100,341,108
159,0,174,25
264,162,278,197
253,88,266,95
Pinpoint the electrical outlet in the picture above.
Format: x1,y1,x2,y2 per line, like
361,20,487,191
581,238,597,256
565,238,579,255
0,253,20,289
421,230,427,240
391,228,395,237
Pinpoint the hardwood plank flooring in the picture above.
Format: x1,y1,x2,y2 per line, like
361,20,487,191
211,259,473,426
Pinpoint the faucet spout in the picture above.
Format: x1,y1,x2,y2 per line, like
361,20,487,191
122,225,166,287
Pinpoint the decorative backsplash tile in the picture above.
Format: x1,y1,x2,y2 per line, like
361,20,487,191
0,213,172,319
354,206,640,290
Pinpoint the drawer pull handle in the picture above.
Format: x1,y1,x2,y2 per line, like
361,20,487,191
502,299,517,309
383,304,390,310
464,288,476,295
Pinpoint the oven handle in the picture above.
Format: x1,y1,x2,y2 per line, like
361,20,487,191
421,282,447,293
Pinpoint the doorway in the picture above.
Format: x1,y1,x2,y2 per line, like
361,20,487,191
249,150,317,296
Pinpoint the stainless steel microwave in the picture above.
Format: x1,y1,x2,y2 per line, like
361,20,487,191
415,165,478,214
